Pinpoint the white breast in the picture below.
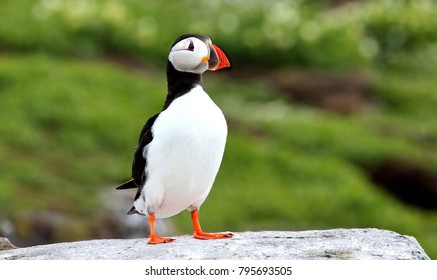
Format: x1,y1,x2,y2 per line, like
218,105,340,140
136,85,227,218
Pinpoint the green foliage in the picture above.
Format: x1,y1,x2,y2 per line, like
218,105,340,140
2,0,437,67
0,54,165,215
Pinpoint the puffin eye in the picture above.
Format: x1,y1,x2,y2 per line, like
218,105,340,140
187,41,194,51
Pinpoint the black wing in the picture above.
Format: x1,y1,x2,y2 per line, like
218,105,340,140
131,113,160,187
115,113,160,190
115,179,136,190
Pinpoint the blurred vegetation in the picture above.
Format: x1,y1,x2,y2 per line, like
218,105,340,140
2,0,437,67
1,0,437,258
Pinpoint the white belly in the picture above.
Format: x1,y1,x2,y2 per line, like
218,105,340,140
137,86,227,218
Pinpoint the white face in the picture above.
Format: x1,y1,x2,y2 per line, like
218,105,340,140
168,37,210,74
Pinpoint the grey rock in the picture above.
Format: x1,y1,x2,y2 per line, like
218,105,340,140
0,237,17,251
0,228,429,260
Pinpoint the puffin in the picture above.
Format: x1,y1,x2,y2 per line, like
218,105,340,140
116,34,233,244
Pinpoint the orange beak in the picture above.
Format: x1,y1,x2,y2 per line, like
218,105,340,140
208,43,231,71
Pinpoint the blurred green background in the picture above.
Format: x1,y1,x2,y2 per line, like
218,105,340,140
1,0,437,258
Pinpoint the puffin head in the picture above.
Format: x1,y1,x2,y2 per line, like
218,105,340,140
168,34,230,74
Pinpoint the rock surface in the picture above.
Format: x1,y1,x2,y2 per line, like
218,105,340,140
0,237,17,251
0,228,430,260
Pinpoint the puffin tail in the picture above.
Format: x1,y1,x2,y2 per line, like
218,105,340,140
127,206,141,215
116,180,143,216
115,179,137,190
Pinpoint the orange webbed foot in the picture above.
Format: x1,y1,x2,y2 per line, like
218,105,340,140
147,234,175,245
146,213,175,245
193,231,233,240
190,210,233,240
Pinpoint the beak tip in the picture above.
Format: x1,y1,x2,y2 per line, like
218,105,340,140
209,43,231,71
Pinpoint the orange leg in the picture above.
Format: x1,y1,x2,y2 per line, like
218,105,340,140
191,210,233,240
147,213,175,244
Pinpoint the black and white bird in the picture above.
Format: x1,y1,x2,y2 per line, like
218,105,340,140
116,34,232,244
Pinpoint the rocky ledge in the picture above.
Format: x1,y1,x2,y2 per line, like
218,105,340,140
0,228,430,260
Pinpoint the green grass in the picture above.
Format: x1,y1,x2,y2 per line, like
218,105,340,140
0,54,164,215
1,0,437,259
